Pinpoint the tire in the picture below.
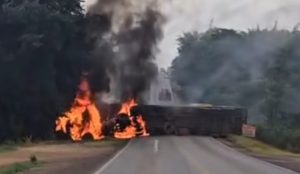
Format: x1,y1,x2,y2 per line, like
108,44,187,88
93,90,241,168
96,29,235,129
163,122,177,135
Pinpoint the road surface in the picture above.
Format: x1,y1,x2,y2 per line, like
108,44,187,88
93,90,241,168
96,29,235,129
93,136,298,174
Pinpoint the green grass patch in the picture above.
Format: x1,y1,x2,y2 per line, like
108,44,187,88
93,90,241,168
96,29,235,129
0,161,41,174
228,135,299,156
0,145,17,153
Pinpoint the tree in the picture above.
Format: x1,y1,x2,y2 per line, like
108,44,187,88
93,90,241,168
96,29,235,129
171,28,243,104
171,28,300,123
262,46,290,126
0,0,88,141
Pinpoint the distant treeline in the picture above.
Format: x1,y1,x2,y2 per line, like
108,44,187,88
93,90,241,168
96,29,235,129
0,0,94,142
171,28,300,152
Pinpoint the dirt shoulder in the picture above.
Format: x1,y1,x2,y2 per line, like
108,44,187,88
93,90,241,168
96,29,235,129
219,135,300,173
0,139,127,174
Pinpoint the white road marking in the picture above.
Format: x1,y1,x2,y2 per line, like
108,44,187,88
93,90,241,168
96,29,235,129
93,140,132,174
154,139,159,153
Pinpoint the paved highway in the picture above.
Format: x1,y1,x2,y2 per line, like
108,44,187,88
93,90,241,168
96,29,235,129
93,136,298,174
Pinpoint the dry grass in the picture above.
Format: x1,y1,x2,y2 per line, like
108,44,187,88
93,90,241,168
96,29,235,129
0,161,41,174
228,135,300,157
0,139,126,169
0,146,17,154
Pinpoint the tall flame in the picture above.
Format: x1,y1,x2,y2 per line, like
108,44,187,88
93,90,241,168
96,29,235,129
55,79,150,141
114,99,149,139
55,78,104,141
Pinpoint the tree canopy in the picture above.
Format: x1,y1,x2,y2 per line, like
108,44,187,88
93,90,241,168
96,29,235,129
171,28,300,151
171,28,300,124
0,0,89,141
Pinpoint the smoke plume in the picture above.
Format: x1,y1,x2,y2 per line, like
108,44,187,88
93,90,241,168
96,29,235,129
156,0,300,68
86,0,164,102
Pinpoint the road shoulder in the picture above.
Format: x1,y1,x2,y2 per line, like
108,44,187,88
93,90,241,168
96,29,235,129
218,135,300,173
0,139,127,174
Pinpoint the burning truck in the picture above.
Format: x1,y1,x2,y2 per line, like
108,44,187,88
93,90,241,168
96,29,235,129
55,0,247,141
55,77,149,140
55,76,247,141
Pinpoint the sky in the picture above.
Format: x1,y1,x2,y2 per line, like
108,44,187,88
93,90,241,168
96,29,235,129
85,0,300,68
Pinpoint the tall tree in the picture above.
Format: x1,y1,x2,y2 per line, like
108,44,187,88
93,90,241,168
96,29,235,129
0,0,88,141
262,45,291,126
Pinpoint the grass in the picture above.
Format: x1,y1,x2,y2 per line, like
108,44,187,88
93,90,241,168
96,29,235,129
0,138,127,153
228,135,299,157
0,161,41,174
0,145,17,154
0,138,33,153
0,138,125,174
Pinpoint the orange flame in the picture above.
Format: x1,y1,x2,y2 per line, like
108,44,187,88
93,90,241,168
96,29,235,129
55,79,104,141
114,99,149,139
118,98,137,115
137,115,150,137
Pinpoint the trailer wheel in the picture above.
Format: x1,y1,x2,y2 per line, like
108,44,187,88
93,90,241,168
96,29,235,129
164,122,177,135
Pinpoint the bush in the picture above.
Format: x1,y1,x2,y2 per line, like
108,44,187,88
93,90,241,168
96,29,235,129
257,125,300,153
30,154,37,164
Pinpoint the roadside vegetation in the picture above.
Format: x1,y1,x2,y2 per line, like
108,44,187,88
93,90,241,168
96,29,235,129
228,135,297,156
0,155,41,174
0,145,17,153
171,28,300,152
0,0,88,143
0,162,39,174
257,125,300,153
0,138,126,151
0,139,127,174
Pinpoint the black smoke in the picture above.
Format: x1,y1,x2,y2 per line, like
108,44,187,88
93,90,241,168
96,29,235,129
84,14,113,94
86,0,164,102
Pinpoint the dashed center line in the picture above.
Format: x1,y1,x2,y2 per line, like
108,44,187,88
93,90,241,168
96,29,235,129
154,139,159,153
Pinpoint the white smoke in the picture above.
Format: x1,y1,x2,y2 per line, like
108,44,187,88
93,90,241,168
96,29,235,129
83,0,97,10
157,0,300,68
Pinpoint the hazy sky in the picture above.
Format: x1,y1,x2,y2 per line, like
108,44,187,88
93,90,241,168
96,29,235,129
85,0,300,68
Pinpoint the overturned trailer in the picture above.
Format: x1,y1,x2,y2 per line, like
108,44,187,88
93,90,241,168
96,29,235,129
101,103,247,137
56,102,247,139
130,105,247,136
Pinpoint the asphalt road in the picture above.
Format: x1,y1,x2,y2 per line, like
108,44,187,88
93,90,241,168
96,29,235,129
93,136,298,174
